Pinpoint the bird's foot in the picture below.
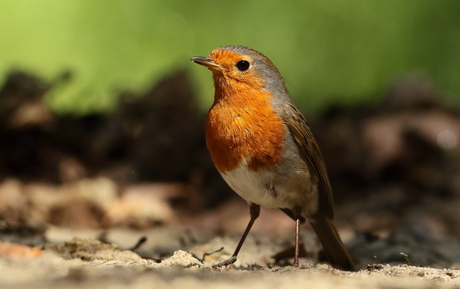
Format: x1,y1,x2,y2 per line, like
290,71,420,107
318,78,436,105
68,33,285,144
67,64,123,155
212,256,237,269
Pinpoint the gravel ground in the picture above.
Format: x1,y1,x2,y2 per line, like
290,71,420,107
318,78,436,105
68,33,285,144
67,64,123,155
1,227,460,289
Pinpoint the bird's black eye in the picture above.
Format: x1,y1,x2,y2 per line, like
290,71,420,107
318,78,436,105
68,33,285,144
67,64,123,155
236,60,250,71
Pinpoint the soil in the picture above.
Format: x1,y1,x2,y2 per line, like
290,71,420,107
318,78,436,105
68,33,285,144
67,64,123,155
2,227,460,289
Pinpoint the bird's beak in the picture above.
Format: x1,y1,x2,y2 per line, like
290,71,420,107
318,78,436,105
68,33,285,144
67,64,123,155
190,56,222,70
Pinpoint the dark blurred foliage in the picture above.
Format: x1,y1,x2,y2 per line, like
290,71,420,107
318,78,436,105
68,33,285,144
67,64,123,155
2,69,460,214
315,76,460,204
0,70,231,209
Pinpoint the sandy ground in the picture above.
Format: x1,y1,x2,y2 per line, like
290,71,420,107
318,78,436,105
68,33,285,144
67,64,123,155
2,177,460,289
1,226,460,289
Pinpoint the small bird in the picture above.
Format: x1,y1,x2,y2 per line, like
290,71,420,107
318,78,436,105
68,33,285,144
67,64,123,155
191,45,355,271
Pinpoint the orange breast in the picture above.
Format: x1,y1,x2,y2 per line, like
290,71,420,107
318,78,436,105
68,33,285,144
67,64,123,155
206,77,286,173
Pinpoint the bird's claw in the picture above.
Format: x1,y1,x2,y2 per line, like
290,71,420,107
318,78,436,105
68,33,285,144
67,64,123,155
212,256,237,268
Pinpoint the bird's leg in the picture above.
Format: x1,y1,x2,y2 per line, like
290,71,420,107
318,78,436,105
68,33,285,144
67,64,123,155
293,217,301,267
292,206,303,267
213,203,260,268
232,203,260,258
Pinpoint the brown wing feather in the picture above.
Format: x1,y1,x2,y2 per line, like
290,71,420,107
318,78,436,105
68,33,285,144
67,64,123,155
276,102,334,219
275,102,355,270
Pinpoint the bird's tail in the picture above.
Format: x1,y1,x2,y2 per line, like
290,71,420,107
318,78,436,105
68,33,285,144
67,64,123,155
309,214,355,271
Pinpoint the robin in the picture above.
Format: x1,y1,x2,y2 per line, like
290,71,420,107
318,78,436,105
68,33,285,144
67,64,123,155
190,45,355,271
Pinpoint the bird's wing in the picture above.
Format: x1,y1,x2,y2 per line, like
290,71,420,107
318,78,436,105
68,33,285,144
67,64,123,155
276,102,334,219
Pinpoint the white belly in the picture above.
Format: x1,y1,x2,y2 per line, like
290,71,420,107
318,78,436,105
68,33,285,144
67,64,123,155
220,163,319,217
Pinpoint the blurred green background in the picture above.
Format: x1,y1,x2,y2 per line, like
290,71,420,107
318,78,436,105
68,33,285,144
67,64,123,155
1,0,460,114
